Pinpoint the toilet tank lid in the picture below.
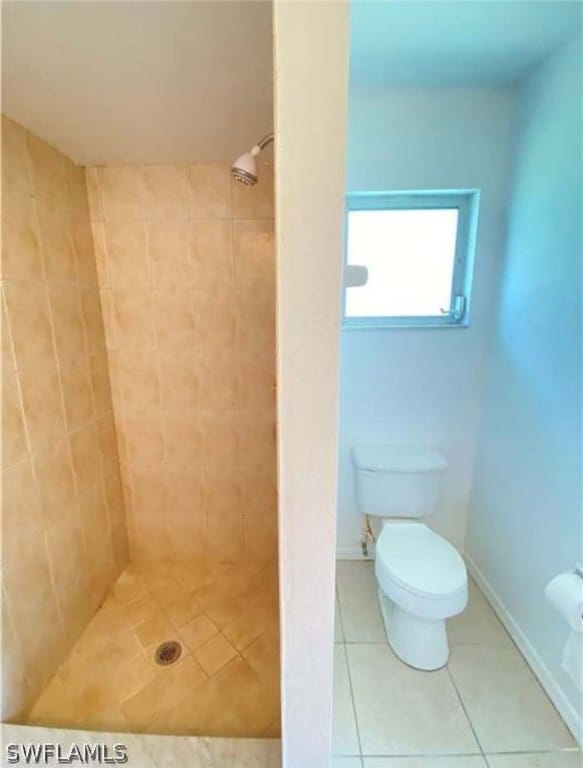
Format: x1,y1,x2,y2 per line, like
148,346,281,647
352,445,447,473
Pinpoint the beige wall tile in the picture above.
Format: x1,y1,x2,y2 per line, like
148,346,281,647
170,515,209,561
233,219,275,290
97,413,120,478
202,463,241,516
19,361,67,452
1,591,31,720
163,410,200,466
236,287,275,355
32,437,77,527
98,288,116,349
49,286,87,362
25,130,66,203
2,458,66,696
86,160,276,567
237,346,276,409
190,220,234,288
71,216,99,288
237,408,276,466
149,220,191,287
199,410,238,465
158,347,199,410
106,220,150,287
112,289,155,351
36,196,76,283
2,367,29,468
99,166,146,221
2,458,45,589
188,164,231,218
117,350,160,410
208,514,244,562
128,461,168,520
105,470,126,529
89,354,113,416
2,184,42,281
123,408,165,468
198,346,238,409
243,514,278,561
240,462,278,515
1,289,16,371
90,221,109,286
2,120,129,718
80,289,107,356
60,358,94,430
46,511,93,641
70,422,102,491
85,167,103,221
143,165,189,220
111,523,130,568
192,287,236,350
153,289,196,350
3,281,55,370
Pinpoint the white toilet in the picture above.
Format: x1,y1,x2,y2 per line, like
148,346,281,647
353,445,468,671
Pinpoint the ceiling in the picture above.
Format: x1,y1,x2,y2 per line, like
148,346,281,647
350,1,583,87
2,1,273,165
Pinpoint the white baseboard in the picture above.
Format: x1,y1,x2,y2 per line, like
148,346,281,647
336,546,374,560
466,554,583,748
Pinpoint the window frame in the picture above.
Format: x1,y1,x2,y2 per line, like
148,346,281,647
342,190,480,329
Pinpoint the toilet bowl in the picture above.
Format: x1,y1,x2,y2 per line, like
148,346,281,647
375,522,467,670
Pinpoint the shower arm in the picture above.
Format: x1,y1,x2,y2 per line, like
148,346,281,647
256,133,274,151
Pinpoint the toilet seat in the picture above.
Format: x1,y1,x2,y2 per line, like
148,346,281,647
375,523,467,620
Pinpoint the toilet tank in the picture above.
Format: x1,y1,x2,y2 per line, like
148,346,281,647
353,445,447,519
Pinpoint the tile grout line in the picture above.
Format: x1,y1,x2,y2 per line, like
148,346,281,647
335,582,365,767
446,662,487,763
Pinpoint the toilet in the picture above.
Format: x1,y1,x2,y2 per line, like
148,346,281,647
353,445,468,671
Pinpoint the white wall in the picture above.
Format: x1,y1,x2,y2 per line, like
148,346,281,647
338,88,515,556
274,2,349,766
466,37,582,741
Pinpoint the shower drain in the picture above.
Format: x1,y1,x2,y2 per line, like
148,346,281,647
154,640,182,666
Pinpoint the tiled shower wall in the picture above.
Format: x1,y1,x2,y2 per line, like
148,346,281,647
1,116,128,718
86,164,277,564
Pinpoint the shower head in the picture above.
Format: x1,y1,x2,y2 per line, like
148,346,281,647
231,132,274,186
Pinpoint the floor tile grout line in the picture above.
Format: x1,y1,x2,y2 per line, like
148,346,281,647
446,662,487,760
335,581,347,643
335,581,365,763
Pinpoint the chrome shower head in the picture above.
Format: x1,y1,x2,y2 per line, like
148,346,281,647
231,132,274,187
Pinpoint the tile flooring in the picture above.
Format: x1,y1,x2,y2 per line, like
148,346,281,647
25,560,280,737
333,561,579,768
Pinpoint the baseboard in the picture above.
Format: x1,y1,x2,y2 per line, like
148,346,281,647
336,546,374,561
466,554,583,748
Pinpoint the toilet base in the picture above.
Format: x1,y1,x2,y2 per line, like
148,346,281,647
378,588,449,671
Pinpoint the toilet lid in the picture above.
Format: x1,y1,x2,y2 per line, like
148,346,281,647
376,524,466,599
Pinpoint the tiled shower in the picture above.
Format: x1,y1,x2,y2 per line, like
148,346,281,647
1,116,279,736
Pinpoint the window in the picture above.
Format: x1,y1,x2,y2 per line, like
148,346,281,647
343,191,479,328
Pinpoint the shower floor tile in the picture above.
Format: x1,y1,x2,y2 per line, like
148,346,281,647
25,560,280,737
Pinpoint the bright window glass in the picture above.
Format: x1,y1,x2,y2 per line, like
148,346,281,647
345,207,459,319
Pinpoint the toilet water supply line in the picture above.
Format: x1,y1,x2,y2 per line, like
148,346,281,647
361,515,376,557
